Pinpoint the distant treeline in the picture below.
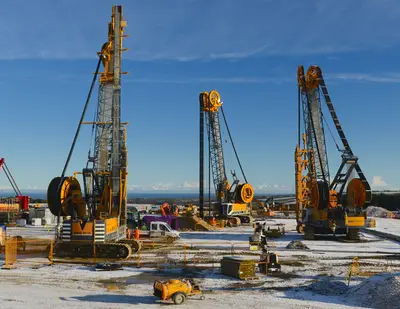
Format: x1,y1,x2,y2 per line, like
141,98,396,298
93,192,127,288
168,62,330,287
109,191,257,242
371,193,400,211
30,198,47,203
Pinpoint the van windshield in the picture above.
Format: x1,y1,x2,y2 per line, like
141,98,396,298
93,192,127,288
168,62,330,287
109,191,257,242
160,224,172,232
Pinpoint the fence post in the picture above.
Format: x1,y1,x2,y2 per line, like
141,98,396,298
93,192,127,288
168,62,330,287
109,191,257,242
48,240,54,265
184,244,187,268
137,249,141,268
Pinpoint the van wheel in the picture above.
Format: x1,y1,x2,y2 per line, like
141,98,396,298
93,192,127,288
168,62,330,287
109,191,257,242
173,292,186,305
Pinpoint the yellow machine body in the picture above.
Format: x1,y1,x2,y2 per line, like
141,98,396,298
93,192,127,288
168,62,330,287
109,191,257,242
347,216,366,227
153,279,203,304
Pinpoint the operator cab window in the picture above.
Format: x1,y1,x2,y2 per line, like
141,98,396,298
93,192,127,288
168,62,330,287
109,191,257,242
160,224,167,231
151,223,157,230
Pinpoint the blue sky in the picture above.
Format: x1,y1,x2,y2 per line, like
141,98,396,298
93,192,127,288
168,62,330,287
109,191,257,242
0,0,399,194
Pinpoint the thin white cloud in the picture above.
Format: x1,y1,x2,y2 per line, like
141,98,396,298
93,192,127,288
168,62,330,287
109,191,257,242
1,0,400,61
327,73,400,83
124,77,291,84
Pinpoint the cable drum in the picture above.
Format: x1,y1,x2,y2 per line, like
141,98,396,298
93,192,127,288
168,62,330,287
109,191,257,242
236,183,254,204
310,181,330,210
346,178,367,207
47,176,83,216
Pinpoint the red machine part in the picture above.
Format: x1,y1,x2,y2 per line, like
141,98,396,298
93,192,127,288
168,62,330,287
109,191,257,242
0,158,29,211
160,203,178,216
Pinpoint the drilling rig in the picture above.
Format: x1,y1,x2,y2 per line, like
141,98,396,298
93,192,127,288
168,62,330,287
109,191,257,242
295,65,372,240
199,90,254,224
47,5,141,258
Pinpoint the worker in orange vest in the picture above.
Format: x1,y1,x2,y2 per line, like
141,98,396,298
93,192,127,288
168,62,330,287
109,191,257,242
134,227,140,240
210,216,216,226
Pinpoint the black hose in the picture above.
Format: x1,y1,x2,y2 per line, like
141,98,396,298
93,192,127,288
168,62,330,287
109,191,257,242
220,106,248,183
57,55,103,192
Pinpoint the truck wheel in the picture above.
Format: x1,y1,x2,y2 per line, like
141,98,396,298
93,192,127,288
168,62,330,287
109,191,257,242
166,236,175,244
173,292,186,305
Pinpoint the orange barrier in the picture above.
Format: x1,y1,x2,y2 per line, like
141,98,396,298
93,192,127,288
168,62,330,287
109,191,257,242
4,236,17,269
3,237,53,269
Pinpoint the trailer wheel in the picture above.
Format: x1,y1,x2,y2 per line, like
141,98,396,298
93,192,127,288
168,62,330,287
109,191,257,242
296,224,303,234
172,292,186,305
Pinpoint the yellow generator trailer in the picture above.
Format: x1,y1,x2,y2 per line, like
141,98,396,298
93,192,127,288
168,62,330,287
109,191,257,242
153,279,204,305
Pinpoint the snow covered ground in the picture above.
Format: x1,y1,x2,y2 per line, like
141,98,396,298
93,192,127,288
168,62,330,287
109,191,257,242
0,264,382,309
368,218,400,237
1,218,400,309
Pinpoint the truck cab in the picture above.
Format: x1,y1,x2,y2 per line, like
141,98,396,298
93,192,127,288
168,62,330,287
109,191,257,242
146,221,180,242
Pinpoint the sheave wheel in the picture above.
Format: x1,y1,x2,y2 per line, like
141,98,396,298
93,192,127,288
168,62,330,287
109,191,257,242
173,292,186,305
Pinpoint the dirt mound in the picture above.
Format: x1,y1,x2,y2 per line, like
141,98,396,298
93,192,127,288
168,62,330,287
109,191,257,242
366,206,393,218
347,273,400,309
306,278,348,296
286,240,309,250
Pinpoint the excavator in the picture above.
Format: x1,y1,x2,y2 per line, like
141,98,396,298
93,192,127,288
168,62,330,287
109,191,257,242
160,203,178,216
199,90,254,224
47,5,141,259
295,65,372,240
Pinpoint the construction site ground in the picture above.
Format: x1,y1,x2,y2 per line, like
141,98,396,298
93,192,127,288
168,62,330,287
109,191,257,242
1,217,400,309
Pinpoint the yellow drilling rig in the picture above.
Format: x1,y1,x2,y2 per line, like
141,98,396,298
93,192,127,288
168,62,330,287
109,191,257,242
295,65,372,240
47,5,141,259
199,90,254,224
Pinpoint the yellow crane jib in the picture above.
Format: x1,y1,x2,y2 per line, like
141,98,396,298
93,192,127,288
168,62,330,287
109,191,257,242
97,6,129,84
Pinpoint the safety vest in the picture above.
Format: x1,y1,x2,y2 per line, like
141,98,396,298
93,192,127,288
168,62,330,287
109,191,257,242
134,228,140,240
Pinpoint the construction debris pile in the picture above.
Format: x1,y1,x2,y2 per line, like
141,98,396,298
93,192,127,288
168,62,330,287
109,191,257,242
302,273,400,309
306,278,348,296
285,240,309,250
346,273,400,309
366,206,394,218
